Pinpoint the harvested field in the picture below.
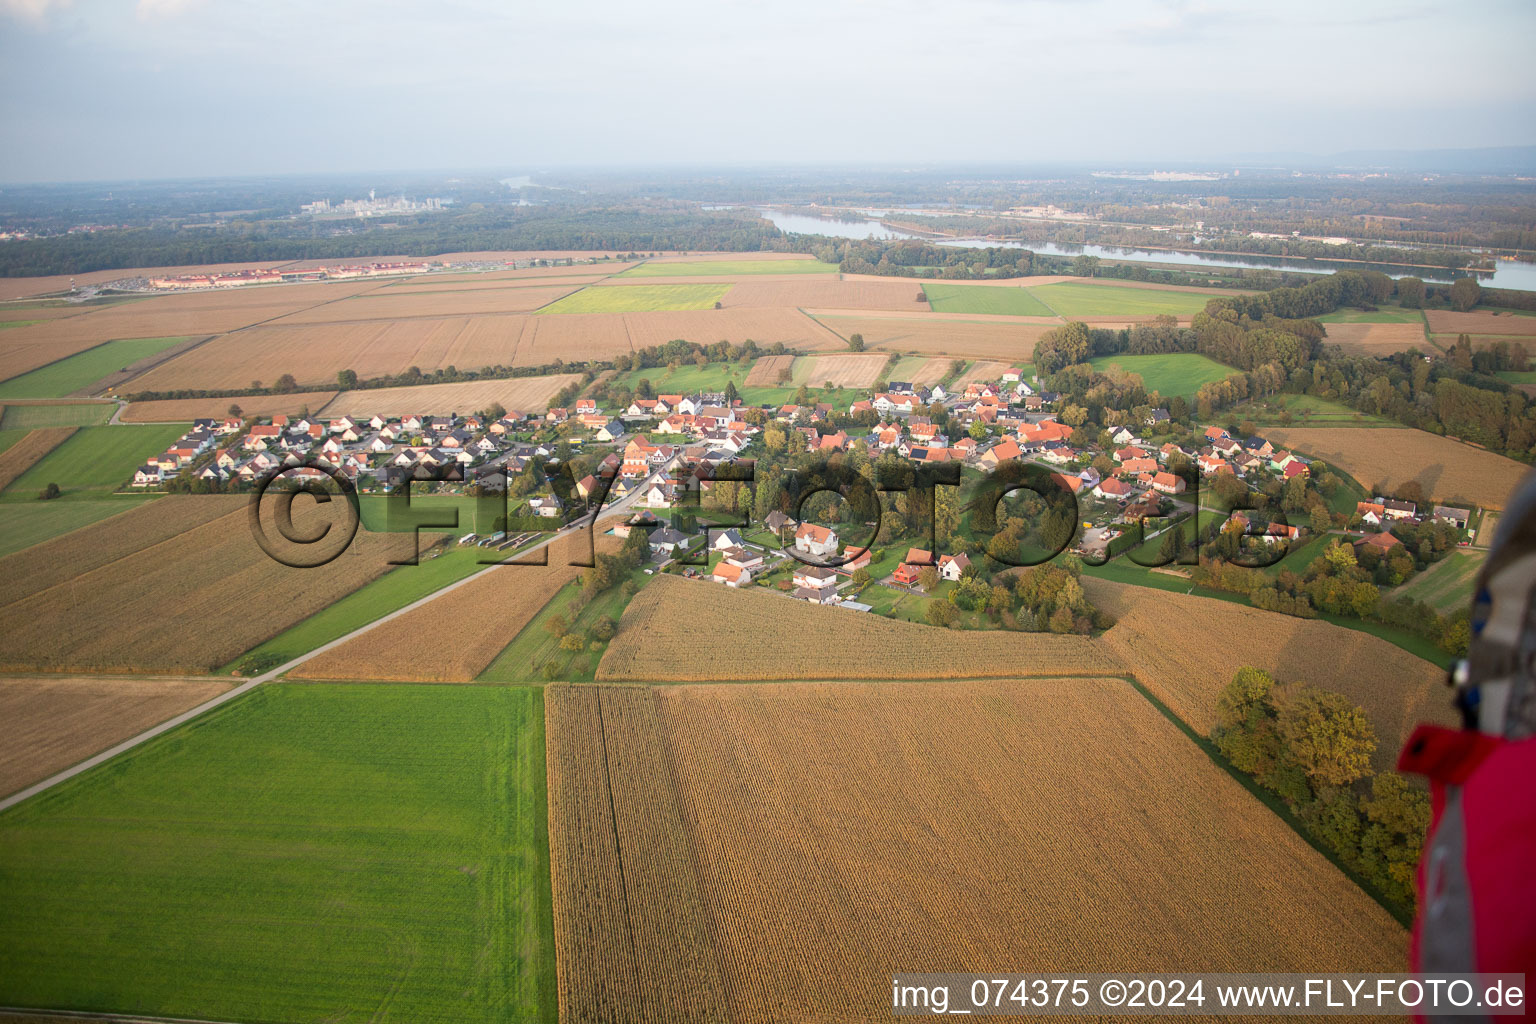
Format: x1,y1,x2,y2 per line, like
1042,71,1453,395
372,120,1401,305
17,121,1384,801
902,356,950,385
955,359,1015,385
720,278,927,311
1475,511,1500,547
514,314,630,365
1425,310,1536,337
1086,578,1454,769
271,284,582,322
120,390,339,423
129,315,528,391
546,679,1406,1022
0,674,232,797
595,575,1120,681
0,497,406,674
290,532,617,682
1265,426,1531,511
318,374,579,418
791,353,887,388
1324,322,1431,356
622,258,836,278
619,308,846,352
743,354,797,386
542,284,729,314
813,314,1051,360
0,427,76,492
383,275,610,293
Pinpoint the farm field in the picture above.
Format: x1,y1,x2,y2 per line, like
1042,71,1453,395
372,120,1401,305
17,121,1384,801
954,359,1017,386
1085,352,1233,400
722,277,928,311
1424,310,1536,337
289,531,617,682
0,336,189,398
614,360,750,398
0,401,112,429
1316,306,1427,324
1395,549,1485,615
479,569,642,683
790,352,887,387
1475,512,1501,547
618,307,847,352
0,498,151,558
0,423,187,499
1026,281,1214,318
0,427,77,493
812,313,1051,360
621,258,837,277
319,373,580,418
0,498,404,673
545,679,1405,1022
271,285,582,322
1264,426,1530,511
1234,392,1391,427
541,284,730,314
120,390,338,422
0,674,232,797
922,281,1056,316
742,353,796,387
1323,322,1431,356
886,355,949,385
219,545,484,673
0,683,557,1024
595,575,1121,681
1084,578,1454,769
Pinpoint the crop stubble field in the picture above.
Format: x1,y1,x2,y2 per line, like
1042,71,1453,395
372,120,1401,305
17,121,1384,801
1085,578,1454,768
317,374,580,418
813,314,1053,359
1424,310,1536,337
0,496,407,673
289,531,618,682
791,353,888,387
743,354,797,386
595,575,1121,681
1264,426,1530,510
720,278,927,311
1323,322,1432,356
545,679,1405,1023
0,674,233,796
120,390,339,422
0,427,76,492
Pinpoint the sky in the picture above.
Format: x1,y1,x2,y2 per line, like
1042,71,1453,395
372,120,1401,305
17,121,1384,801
1,0,1533,183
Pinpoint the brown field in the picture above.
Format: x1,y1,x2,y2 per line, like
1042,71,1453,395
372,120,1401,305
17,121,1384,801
1475,511,1500,547
904,356,950,386
595,575,1120,681
290,531,617,682
809,307,1061,325
270,284,581,323
955,359,1016,385
382,275,613,293
546,678,1405,1022
743,353,797,386
0,497,406,674
1324,322,1431,356
1425,310,1536,337
120,390,339,422
0,674,233,797
794,353,887,388
620,308,848,352
0,280,386,383
812,314,1051,360
0,427,76,492
718,278,928,312
513,314,631,366
1265,426,1531,511
1086,578,1453,768
0,261,294,302
128,315,529,391
316,373,581,418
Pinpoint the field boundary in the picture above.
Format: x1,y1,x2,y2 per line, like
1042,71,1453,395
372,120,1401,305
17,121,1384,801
75,335,212,397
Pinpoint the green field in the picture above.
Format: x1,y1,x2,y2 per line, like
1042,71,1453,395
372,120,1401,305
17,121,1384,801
922,282,1056,316
222,546,491,673
0,427,27,456
620,258,838,277
1085,352,1233,400
1396,549,1484,614
0,498,152,557
1026,282,1213,318
0,402,113,429
0,423,189,500
478,569,645,682
0,336,188,398
358,493,490,538
613,359,749,398
1497,370,1536,386
538,283,731,314
1315,306,1427,324
0,683,556,1023
0,318,42,329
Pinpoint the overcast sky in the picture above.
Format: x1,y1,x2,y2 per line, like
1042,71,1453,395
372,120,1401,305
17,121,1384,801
1,0,1532,183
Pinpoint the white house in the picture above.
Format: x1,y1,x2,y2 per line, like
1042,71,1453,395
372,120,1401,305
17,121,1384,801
793,522,839,558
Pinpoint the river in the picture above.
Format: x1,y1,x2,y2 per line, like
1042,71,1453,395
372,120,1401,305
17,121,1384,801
754,208,1536,292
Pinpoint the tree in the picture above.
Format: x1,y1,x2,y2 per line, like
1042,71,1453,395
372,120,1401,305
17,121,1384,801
274,373,298,393
724,380,740,404
968,419,988,441
1397,277,1425,309
589,617,617,642
38,482,61,500
847,333,865,352
851,567,871,589
1278,687,1377,788
559,633,586,652
544,613,569,638
337,369,359,389
227,403,243,418
917,565,939,592
926,600,958,627
1449,277,1482,313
